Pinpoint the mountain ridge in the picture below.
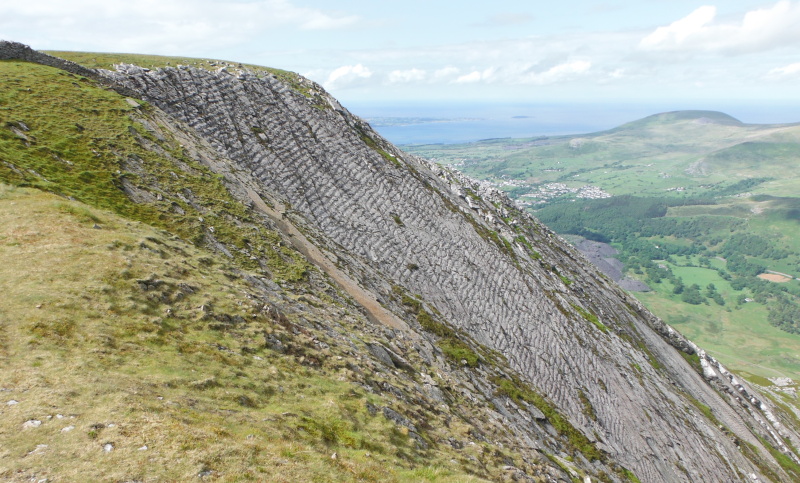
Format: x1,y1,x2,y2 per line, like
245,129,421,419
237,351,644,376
2,41,800,481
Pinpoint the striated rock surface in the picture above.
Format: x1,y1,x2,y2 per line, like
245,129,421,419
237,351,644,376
4,41,800,481
101,62,799,481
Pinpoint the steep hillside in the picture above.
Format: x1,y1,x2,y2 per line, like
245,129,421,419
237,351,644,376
404,109,800,386
2,41,800,481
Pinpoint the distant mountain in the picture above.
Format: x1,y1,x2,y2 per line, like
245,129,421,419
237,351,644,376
607,110,745,132
3,41,800,481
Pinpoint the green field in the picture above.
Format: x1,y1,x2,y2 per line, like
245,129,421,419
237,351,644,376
405,111,800,385
635,258,800,379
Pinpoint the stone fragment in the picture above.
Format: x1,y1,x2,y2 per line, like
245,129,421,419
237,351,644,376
23,420,42,429
366,342,394,368
382,407,417,432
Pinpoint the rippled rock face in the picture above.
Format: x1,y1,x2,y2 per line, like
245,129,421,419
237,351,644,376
98,64,800,481
2,37,789,479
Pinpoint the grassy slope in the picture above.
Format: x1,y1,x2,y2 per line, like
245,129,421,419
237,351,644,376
405,113,800,384
0,58,553,482
0,59,310,282
44,50,294,75
0,185,489,482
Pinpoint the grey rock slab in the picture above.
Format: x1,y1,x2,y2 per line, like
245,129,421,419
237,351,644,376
86,59,800,481
22,420,42,429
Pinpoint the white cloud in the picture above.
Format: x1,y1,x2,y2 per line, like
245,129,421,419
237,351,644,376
455,71,483,83
433,66,460,81
7,2,797,102
640,5,716,49
455,67,495,84
767,62,800,78
0,0,360,53
388,68,426,84
609,68,626,79
515,60,592,85
324,64,372,89
639,1,800,54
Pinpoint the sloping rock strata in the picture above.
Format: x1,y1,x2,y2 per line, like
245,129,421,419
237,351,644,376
3,41,799,481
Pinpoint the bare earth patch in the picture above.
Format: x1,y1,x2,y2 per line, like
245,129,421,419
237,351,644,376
758,273,792,283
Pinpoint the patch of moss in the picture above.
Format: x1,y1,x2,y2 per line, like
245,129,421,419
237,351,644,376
578,389,597,421
480,225,515,259
515,235,541,259
352,124,401,167
491,375,603,461
463,187,481,202
618,326,664,370
686,395,717,425
678,350,703,373
401,293,482,368
440,339,480,368
401,294,422,313
571,303,608,333
620,467,642,483
739,439,791,483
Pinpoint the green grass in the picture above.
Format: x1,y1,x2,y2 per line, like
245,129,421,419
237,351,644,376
635,277,800,380
756,435,800,481
439,339,480,368
411,302,481,368
404,112,800,201
491,375,603,462
0,185,511,482
0,59,312,283
6,52,790,481
571,303,608,333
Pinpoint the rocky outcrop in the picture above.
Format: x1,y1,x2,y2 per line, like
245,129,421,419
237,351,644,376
0,41,93,77
4,41,799,481
98,62,800,481
0,40,137,97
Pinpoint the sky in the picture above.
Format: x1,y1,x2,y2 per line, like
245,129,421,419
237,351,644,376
3,1,800,108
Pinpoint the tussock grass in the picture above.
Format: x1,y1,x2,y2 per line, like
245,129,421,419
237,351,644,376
0,59,311,283
0,187,498,481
